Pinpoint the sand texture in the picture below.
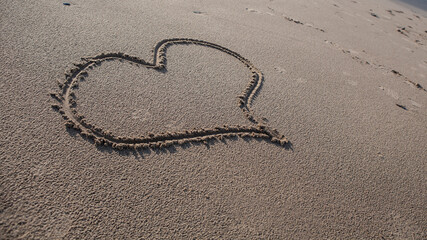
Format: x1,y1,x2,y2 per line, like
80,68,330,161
1,0,426,239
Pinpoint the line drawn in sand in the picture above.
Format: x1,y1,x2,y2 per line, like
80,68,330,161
50,38,290,150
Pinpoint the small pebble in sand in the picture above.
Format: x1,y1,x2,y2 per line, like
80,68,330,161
63,3,71,6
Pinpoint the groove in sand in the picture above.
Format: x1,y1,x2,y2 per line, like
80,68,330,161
51,38,288,150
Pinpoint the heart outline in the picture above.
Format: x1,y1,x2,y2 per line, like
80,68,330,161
51,38,288,150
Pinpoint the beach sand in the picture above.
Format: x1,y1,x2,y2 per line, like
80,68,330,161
1,0,426,238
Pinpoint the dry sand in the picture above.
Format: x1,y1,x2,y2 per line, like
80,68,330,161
1,0,426,239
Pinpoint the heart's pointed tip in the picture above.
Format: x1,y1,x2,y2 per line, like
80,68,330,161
270,136,289,146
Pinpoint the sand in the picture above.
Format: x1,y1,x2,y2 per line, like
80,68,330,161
1,0,426,239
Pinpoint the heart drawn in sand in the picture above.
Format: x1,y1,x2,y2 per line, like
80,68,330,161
50,38,288,150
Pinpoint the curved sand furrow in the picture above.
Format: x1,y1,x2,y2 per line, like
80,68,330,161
51,38,288,150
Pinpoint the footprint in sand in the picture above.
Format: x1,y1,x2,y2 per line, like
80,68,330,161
246,7,276,16
409,99,422,108
274,66,287,74
379,86,399,99
245,8,261,14
192,11,207,15
343,72,358,86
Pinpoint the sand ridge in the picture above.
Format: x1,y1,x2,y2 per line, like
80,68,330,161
51,38,289,150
